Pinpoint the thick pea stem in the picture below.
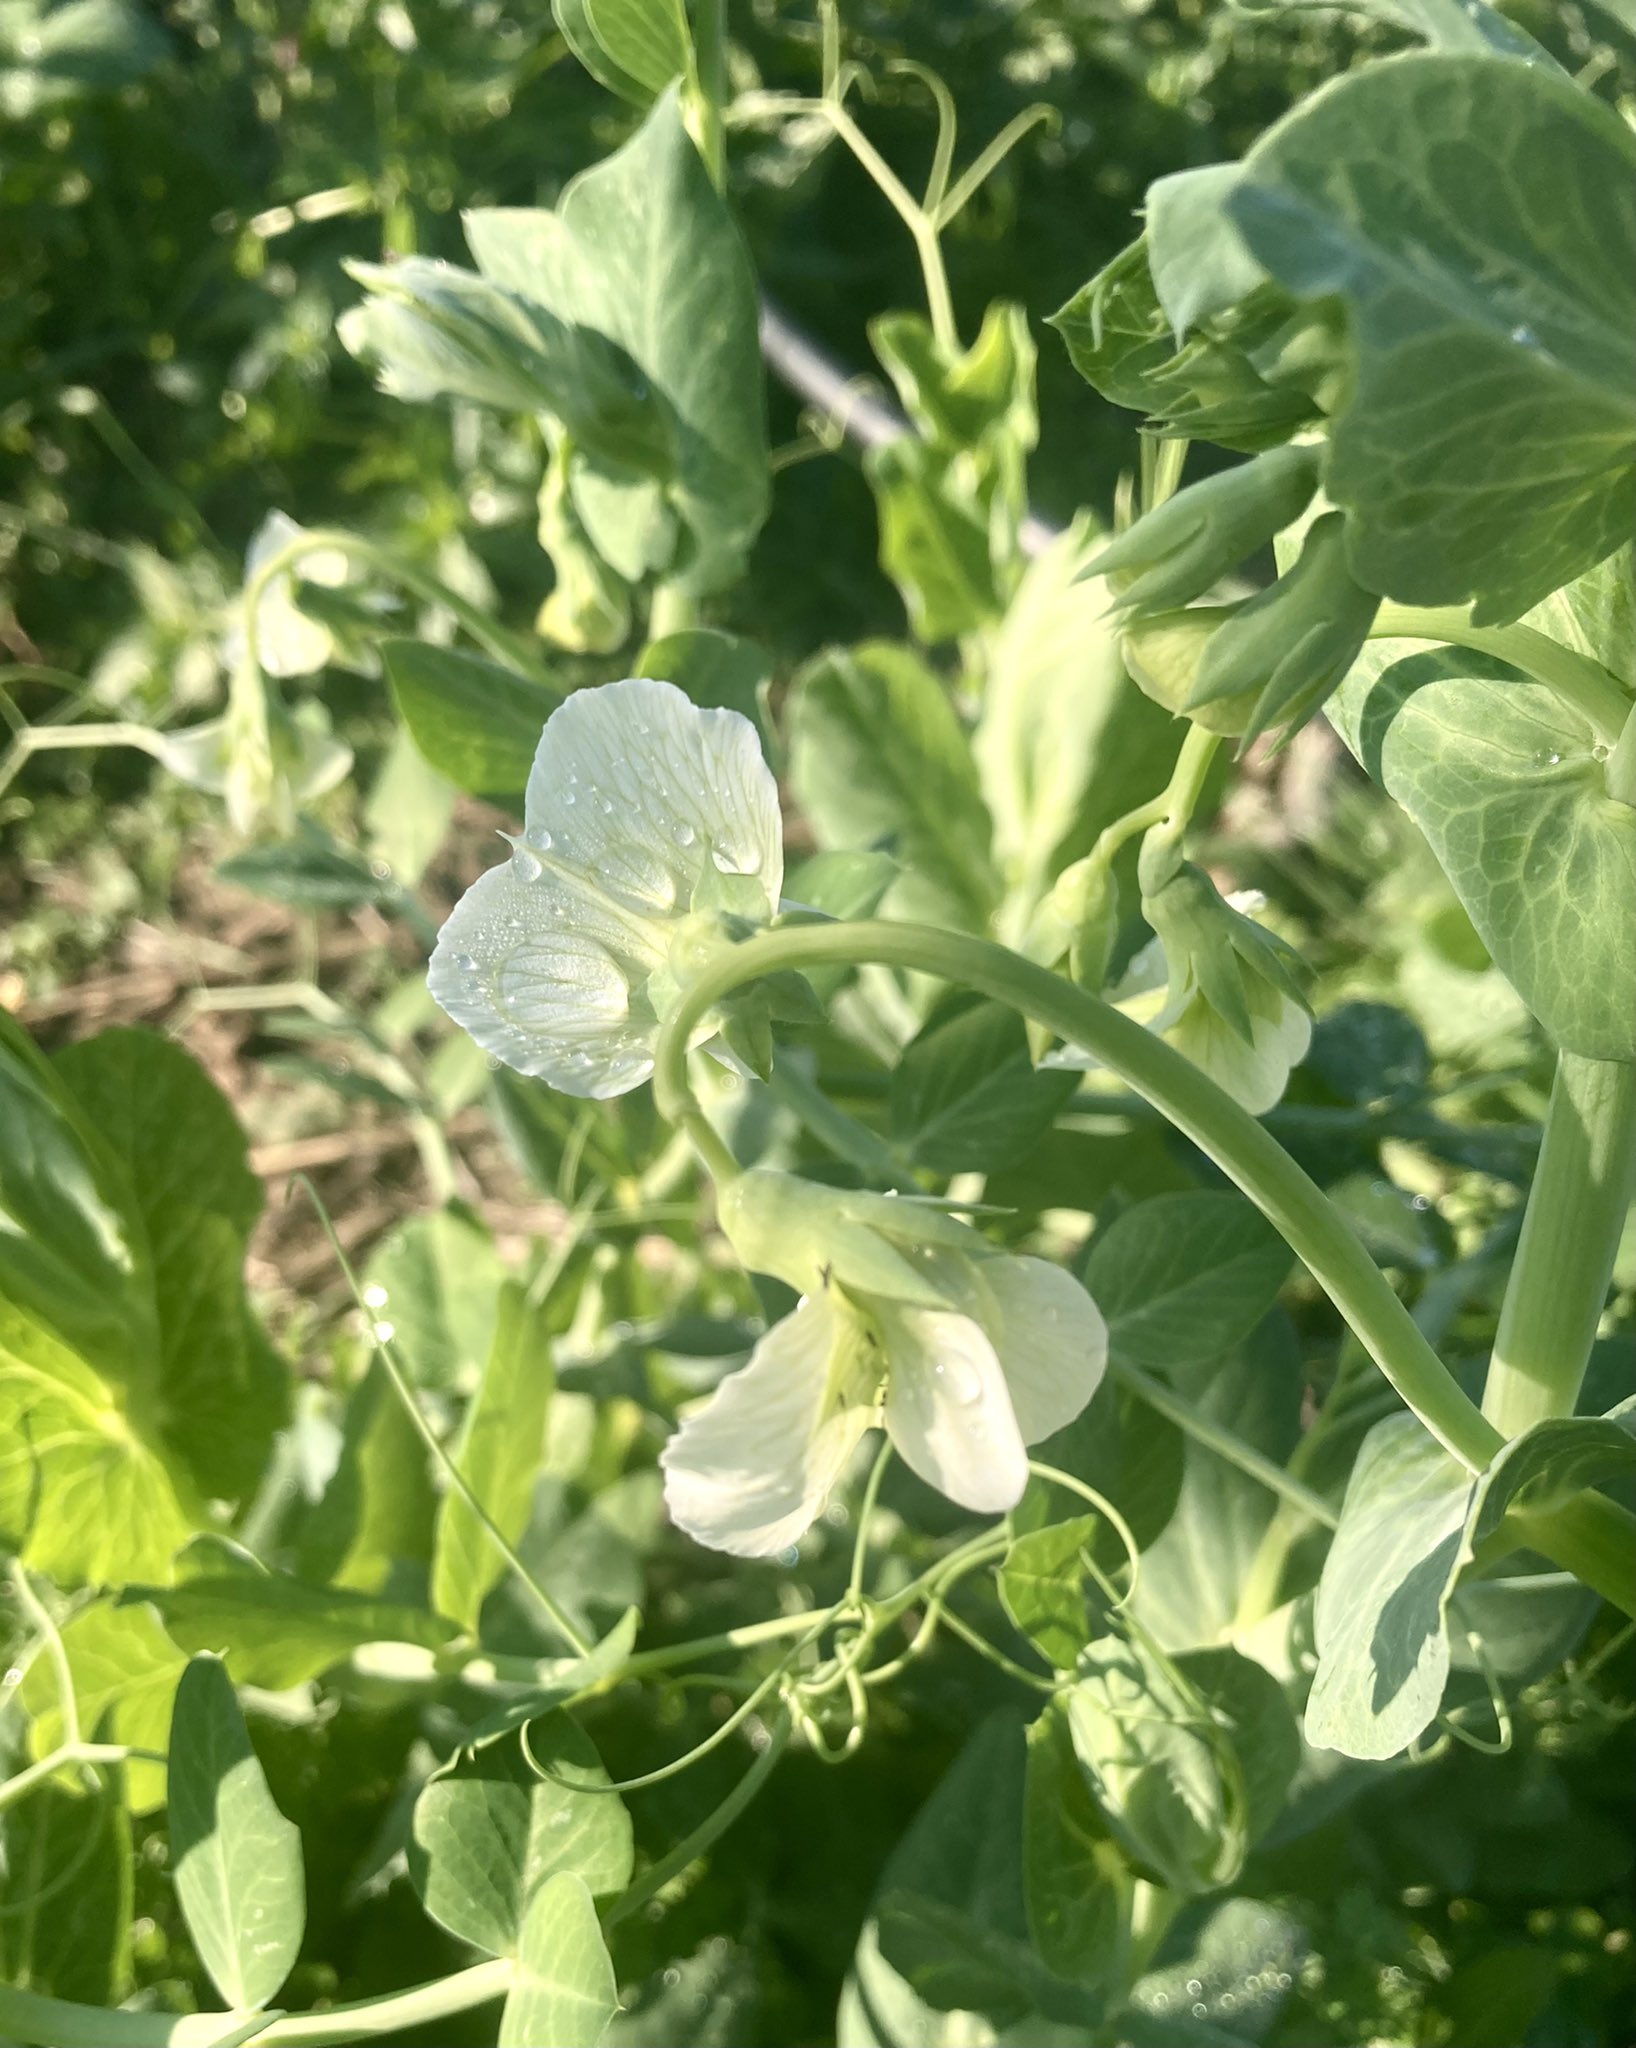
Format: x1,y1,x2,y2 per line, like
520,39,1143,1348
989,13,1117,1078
1483,1054,1636,1435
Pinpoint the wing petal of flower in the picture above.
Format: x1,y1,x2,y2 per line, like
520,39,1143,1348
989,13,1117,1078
983,1255,1108,1444
880,1305,1028,1514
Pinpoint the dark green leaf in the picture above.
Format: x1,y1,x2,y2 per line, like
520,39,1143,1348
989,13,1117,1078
1085,1193,1291,1374
891,996,1077,1174
0,1781,131,2003
383,638,555,801
499,1870,620,2048
1022,1703,1124,1990
216,834,400,911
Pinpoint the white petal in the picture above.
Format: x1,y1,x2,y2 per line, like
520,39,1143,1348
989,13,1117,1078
881,1306,1028,1515
981,1256,1107,1445
238,511,348,678
524,677,782,918
1167,982,1312,1117
428,853,664,1097
660,1295,875,1558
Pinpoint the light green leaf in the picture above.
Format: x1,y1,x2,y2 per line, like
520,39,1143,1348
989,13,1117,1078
1229,54,1636,621
0,1305,196,1593
1000,1515,1100,1673
53,1028,288,1500
1327,640,1636,1061
865,435,1003,644
20,1599,187,1816
787,641,998,931
1304,1414,1470,1759
890,995,1077,1175
464,90,768,593
139,1537,457,1689
433,1281,554,1632
1133,1315,1303,1649
296,1355,436,1594
974,516,1174,915
362,1210,509,1394
409,1719,633,1956
553,0,651,102
584,0,691,97
216,832,402,912
1084,1192,1292,1375
1124,1896,1306,2043
499,1870,620,2048
168,1654,305,2012
0,1781,132,2003
383,639,555,802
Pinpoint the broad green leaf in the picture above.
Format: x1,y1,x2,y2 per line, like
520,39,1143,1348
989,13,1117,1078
1065,1637,1246,1896
383,638,555,801
583,0,690,97
1328,641,1636,1061
297,1355,435,1593
409,1718,633,1955
1023,1378,1187,1564
168,1655,304,2011
361,1209,509,1393
20,1599,187,1815
840,1716,1098,2043
637,626,769,730
1173,1647,1299,1845
137,1537,457,1689
974,516,1176,920
432,1281,555,1631
53,1028,287,1500
216,832,401,911
0,1781,131,2003
1133,1314,1304,1650
1304,1414,1470,1759
463,90,768,593
499,1870,620,2048
1524,542,1635,682
0,1009,144,1375
787,642,999,931
0,1304,195,1592
1085,1193,1292,1375
1229,54,1636,621
1124,1896,1307,2043
890,995,1077,1174
1021,1703,1123,1990
1000,1515,1100,1673
553,0,651,101
1308,1406,1635,1759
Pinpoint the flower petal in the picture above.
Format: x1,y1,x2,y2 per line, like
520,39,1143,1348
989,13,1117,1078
524,676,782,918
880,1306,1028,1514
981,1255,1107,1445
427,854,663,1097
236,511,348,678
1167,980,1311,1117
660,1295,875,1558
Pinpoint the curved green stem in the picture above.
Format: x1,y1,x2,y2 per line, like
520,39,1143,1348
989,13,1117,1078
1371,605,1630,745
655,920,1502,1471
1483,1053,1636,1436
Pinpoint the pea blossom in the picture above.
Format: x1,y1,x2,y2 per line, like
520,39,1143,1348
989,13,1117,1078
660,1171,1108,1557
428,677,782,1097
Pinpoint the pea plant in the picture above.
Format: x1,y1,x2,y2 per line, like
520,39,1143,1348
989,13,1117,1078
2,1,1633,2044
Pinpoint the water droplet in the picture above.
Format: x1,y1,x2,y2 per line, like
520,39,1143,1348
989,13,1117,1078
675,821,697,847
1192,2003,1209,2020
455,952,478,974
362,1283,389,1309
931,1353,986,1408
536,828,553,850
1186,1980,1204,1996
371,1318,396,1343
661,1967,682,1989
1510,324,1538,347
563,789,576,805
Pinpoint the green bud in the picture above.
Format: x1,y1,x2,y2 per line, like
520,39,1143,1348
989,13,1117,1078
1023,853,1121,990
1140,856,1308,1045
1066,1637,1247,1896
1188,510,1380,745
1121,605,1259,737
717,1169,982,1308
1087,443,1320,615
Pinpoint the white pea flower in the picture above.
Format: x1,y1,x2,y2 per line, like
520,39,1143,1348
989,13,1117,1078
428,677,782,1097
1051,878,1311,1117
660,1171,1108,1557
226,511,351,678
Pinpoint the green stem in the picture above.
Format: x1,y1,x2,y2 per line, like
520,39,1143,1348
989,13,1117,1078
0,1965,512,2048
655,920,1502,1471
692,0,729,189
0,1742,147,1816
1483,1054,1636,1436
1111,1359,1337,1528
1371,605,1630,745
1510,1490,1636,1617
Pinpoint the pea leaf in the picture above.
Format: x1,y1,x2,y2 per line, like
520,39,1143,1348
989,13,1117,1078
1328,641,1636,1061
409,1718,633,1955
577,0,689,100
383,639,555,802
787,641,999,931
1085,1193,1292,1375
499,1871,620,2048
1021,1702,1124,1989
432,1281,555,1631
19,1600,187,1816
0,1781,132,2003
1124,1897,1307,2044
890,995,1077,1175
168,1654,305,2012
637,625,769,731
362,1210,509,1394
1228,54,1636,622
1000,1515,1101,1673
